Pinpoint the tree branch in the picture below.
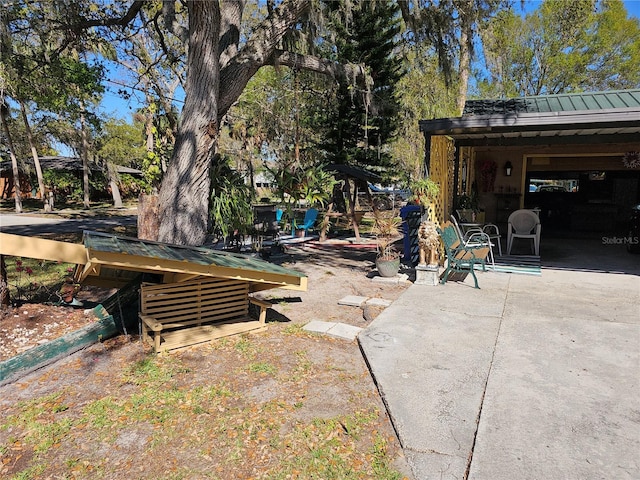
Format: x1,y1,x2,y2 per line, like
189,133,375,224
162,0,188,44
217,0,311,119
272,50,373,95
219,1,245,69
72,1,145,29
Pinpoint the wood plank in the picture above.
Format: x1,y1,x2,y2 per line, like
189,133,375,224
143,277,241,289
0,233,87,265
149,318,267,352
146,310,250,330
145,281,244,295
144,288,249,300
142,290,248,308
144,296,248,314
143,303,248,324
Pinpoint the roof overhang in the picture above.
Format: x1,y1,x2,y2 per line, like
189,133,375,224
419,107,640,147
79,231,307,291
0,231,307,292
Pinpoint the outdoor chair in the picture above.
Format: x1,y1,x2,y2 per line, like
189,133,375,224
450,215,497,268
454,212,502,255
481,223,502,257
438,221,490,289
295,208,319,233
507,209,541,255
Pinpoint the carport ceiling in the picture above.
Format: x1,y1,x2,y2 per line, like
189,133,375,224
419,89,640,147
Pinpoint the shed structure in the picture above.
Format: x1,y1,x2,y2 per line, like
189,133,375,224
1,231,307,352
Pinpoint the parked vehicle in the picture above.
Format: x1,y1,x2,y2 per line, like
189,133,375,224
536,185,567,193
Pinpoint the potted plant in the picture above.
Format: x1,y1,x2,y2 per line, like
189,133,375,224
372,210,403,277
457,183,485,223
409,177,440,220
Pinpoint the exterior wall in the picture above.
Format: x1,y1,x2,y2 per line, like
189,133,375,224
0,173,36,200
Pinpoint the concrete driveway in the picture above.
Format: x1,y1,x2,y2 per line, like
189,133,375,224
360,239,640,479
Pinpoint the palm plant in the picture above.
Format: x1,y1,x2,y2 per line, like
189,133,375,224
209,157,254,240
372,210,403,260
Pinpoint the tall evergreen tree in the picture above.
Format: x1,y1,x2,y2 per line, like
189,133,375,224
321,0,404,178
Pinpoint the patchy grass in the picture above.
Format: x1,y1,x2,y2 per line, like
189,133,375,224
1,335,408,480
0,204,411,479
3,258,75,304
248,362,278,375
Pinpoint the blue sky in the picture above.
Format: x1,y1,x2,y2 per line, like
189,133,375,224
97,0,640,122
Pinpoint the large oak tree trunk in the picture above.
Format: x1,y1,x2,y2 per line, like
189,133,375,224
138,193,159,241
153,0,319,246
157,2,221,246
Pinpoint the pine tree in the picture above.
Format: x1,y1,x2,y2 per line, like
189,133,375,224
320,0,404,178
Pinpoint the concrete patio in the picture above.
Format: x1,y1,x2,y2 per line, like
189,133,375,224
359,237,640,479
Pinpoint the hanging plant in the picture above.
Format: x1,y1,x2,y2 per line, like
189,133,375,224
409,177,440,209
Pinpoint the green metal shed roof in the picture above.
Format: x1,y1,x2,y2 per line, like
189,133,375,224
463,89,640,116
80,231,306,290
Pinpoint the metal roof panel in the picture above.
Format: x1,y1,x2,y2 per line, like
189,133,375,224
464,89,640,115
82,231,306,287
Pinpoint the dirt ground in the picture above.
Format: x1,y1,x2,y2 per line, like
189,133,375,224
0,241,414,479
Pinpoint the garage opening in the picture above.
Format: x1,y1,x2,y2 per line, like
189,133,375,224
524,155,639,236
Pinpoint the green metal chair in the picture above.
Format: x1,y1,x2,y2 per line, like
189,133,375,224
437,221,490,289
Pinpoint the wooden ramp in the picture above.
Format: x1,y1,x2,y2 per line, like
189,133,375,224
0,305,117,386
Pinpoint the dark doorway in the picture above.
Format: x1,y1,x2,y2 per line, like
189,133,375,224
525,170,640,236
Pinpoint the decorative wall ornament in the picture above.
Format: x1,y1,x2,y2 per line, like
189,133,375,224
622,151,640,169
477,159,497,192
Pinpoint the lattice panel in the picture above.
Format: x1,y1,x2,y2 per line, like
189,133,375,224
430,136,455,225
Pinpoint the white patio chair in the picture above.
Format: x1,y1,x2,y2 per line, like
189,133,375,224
507,209,541,255
482,223,502,257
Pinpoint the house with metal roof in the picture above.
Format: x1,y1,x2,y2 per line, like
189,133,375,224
0,156,143,200
418,89,640,237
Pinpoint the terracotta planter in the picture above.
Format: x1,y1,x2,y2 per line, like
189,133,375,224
295,229,306,238
376,256,400,277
